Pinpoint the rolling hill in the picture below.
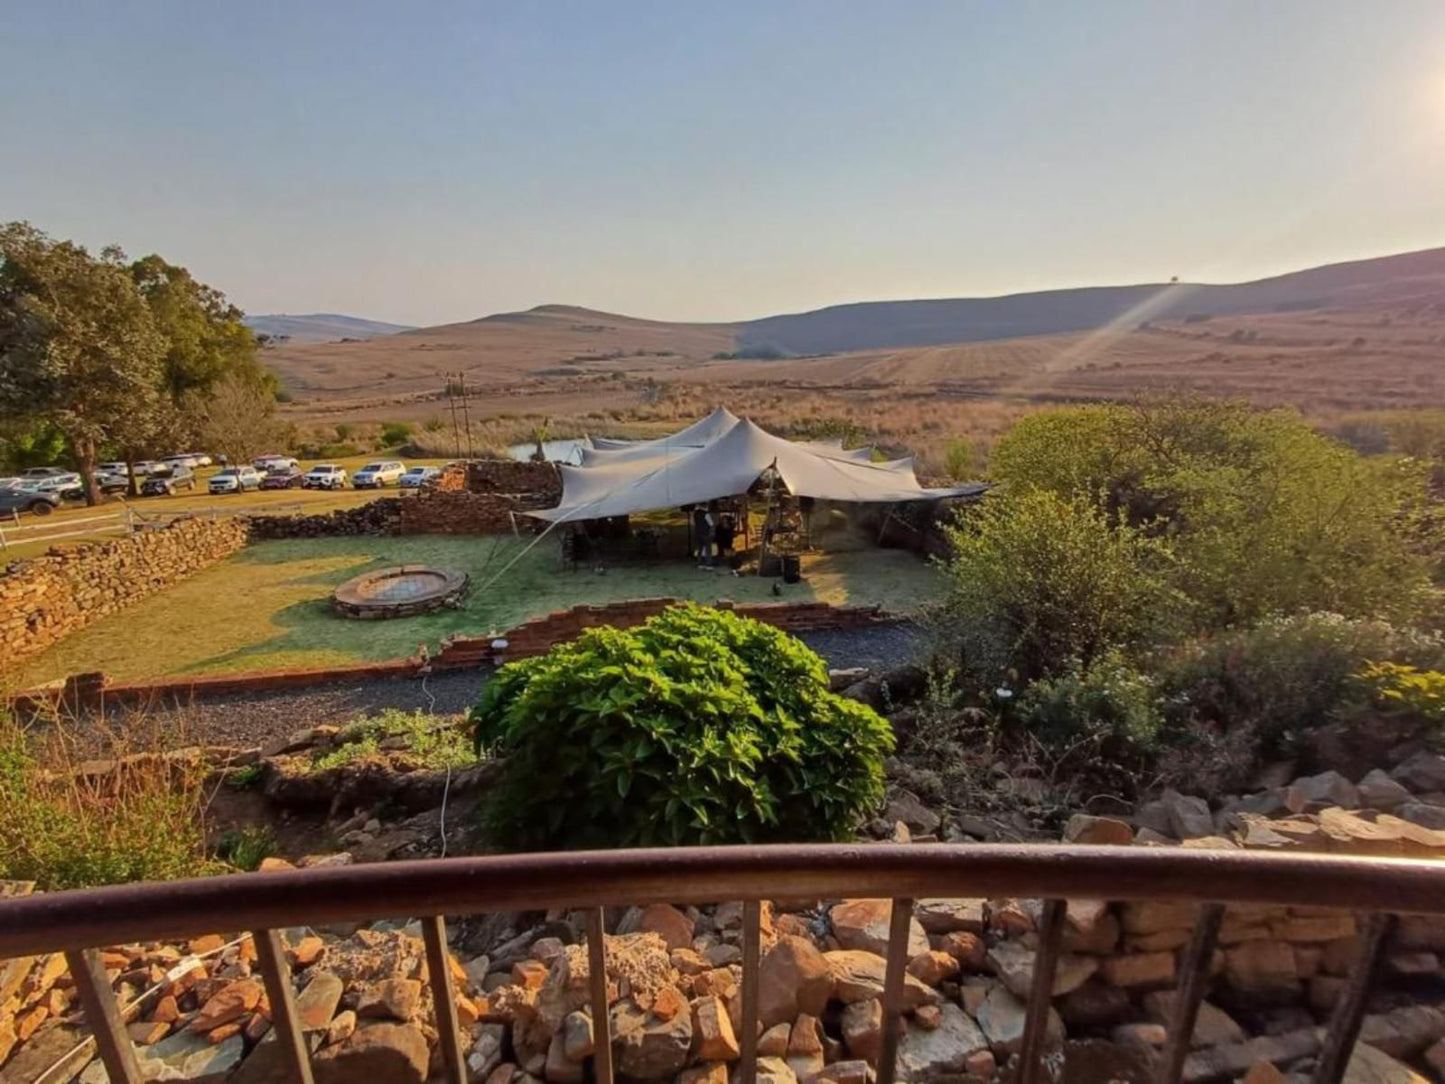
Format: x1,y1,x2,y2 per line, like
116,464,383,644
243,313,415,343
262,246,1445,416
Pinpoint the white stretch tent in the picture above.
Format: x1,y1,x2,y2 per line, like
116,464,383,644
532,408,985,522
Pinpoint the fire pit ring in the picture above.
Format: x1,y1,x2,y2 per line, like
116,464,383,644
331,565,470,619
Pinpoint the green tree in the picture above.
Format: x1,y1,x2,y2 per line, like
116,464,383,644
0,223,164,504
989,398,1437,627
197,373,289,465
940,487,1180,683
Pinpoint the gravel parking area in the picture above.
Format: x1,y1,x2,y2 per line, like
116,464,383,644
41,622,928,755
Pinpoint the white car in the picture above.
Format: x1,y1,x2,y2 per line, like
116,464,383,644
352,460,406,488
209,466,263,494
254,454,299,472
303,464,348,490
19,471,83,497
399,465,440,489
131,460,159,476
186,452,214,467
162,454,202,470
99,461,129,475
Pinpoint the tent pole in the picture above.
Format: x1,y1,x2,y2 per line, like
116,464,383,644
878,504,896,544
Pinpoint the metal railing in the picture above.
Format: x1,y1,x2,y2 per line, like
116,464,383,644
2,843,1443,1084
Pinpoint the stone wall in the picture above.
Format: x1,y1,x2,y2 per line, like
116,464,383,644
0,517,251,668
397,491,547,535
248,499,403,539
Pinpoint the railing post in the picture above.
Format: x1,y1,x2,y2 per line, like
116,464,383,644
738,900,762,1084
586,908,615,1084
1312,912,1395,1084
252,929,316,1084
1016,898,1066,1084
64,948,142,1084
876,897,915,1084
422,915,468,1084
1156,902,1226,1084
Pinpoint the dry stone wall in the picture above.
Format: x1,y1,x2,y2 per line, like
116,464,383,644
0,517,250,668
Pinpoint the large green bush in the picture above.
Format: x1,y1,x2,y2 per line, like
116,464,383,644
1013,652,1165,763
471,603,894,849
939,487,1180,683
989,398,1437,627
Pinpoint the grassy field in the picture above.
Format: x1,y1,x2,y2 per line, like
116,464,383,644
15,536,939,685
0,453,453,561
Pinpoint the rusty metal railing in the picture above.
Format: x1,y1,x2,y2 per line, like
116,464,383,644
2,844,1443,1084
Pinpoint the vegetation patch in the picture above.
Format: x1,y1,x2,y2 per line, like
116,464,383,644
312,709,471,772
472,603,894,849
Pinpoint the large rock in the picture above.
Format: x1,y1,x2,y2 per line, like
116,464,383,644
1063,814,1134,845
1180,1029,1319,1082
231,972,342,1084
611,997,693,1080
825,950,939,1011
1397,802,1445,831
1223,942,1300,1003
637,904,695,951
1393,752,1445,793
1342,1042,1430,1084
986,940,1097,998
758,935,833,1028
895,1003,989,1082
841,999,884,1065
691,995,739,1061
830,899,929,957
885,790,942,835
313,1022,429,1084
1357,769,1411,811
1142,991,1244,1048
974,984,1063,1057
913,899,985,935
136,1029,246,1083
1286,771,1359,810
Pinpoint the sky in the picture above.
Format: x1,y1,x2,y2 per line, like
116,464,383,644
2,1,1443,328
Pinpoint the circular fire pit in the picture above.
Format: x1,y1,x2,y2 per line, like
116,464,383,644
331,565,470,619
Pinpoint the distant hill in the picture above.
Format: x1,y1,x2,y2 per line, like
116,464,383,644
243,313,415,344
737,247,1445,354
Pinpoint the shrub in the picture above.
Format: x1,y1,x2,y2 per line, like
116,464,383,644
1356,661,1445,730
1157,613,1445,757
334,422,354,440
0,716,217,890
1013,652,1164,763
381,421,414,446
938,487,1180,683
943,439,978,481
989,398,1438,627
313,710,470,772
217,824,276,872
471,604,894,849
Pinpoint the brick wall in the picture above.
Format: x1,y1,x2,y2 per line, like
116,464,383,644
431,597,897,668
0,517,251,667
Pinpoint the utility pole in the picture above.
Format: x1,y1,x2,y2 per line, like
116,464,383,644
458,372,474,459
446,373,462,459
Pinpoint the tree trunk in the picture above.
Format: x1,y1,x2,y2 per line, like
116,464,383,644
76,436,101,506
124,450,140,497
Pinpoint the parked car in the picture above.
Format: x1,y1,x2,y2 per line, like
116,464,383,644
352,460,406,488
99,461,129,475
259,465,305,490
18,472,83,498
142,466,196,496
185,452,214,467
20,467,72,480
0,487,60,516
131,460,159,476
254,454,299,472
161,454,201,470
398,465,440,489
208,466,262,494
303,464,348,490
94,470,131,495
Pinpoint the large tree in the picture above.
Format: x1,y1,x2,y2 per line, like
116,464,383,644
0,222,164,504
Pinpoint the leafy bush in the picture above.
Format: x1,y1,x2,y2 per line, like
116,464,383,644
939,487,1180,683
943,439,978,481
381,421,414,446
471,603,894,849
217,824,276,872
1014,652,1164,763
988,398,1438,627
0,716,218,890
1157,613,1445,757
313,710,471,772
1356,661,1445,729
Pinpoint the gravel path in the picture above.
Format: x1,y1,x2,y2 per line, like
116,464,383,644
45,623,927,754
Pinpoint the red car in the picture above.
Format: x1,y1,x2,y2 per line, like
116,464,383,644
259,466,305,490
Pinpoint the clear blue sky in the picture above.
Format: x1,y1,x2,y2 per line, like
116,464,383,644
2,1,1442,327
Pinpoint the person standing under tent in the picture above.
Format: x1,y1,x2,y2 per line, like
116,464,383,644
692,505,715,566
714,510,737,564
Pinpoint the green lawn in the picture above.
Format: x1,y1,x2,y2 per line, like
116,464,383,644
17,536,939,684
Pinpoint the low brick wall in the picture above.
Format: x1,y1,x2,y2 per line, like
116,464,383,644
8,599,898,711
0,517,251,668
431,597,898,668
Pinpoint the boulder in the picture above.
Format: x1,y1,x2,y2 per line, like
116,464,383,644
356,977,422,1022
758,936,833,1028
1057,980,1131,1029
312,1022,429,1084
1397,802,1445,831
755,1057,799,1084
1357,769,1411,811
1286,770,1360,810
885,790,942,834
1142,991,1244,1048
637,904,695,951
188,978,263,1032
895,1003,989,1082
562,1011,594,1060
841,998,884,1065
974,984,1063,1057
611,997,693,1080
825,950,939,1010
545,1032,584,1084
913,898,985,935
986,940,1098,998
691,995,739,1061
830,899,929,957
1222,942,1300,1003
1180,1028,1319,1083
906,950,960,986
1342,1042,1431,1084
137,1029,246,1083
1393,752,1445,794
1099,951,1176,989
1063,814,1134,845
